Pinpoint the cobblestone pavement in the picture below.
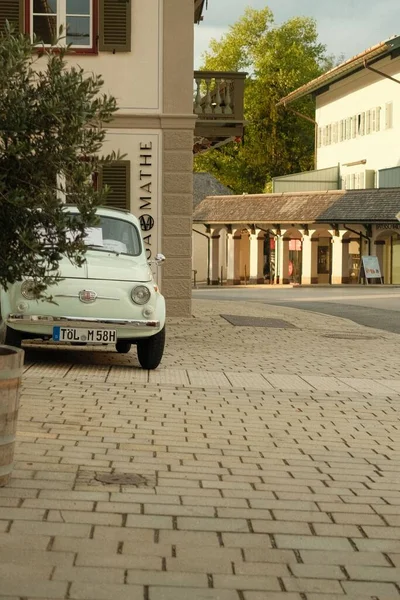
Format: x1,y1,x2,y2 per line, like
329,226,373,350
1,299,400,599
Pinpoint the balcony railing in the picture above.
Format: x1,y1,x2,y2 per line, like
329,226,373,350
193,71,246,122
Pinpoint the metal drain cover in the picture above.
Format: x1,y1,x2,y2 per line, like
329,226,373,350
221,314,296,328
95,473,149,486
322,333,377,340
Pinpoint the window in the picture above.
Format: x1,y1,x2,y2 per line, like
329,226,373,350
357,113,365,136
30,0,93,48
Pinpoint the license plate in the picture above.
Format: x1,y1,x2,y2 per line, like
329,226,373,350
53,326,117,344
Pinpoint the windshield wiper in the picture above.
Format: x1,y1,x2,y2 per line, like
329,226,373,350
87,245,120,256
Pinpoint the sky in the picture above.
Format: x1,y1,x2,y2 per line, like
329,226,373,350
194,0,400,68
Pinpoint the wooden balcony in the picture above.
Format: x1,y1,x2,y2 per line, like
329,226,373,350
193,71,247,153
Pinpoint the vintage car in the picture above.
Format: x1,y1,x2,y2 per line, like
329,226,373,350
0,206,166,369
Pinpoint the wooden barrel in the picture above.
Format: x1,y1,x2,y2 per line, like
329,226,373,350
0,346,24,487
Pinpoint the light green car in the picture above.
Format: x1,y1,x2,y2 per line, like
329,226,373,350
0,206,166,369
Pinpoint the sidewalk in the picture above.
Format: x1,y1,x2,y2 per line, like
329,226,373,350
1,298,400,600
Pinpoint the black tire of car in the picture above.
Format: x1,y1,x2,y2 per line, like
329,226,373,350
116,341,132,354
136,326,165,370
0,325,24,348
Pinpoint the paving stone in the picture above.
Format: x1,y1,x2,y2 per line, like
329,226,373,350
149,588,240,600
300,375,354,392
300,550,389,566
342,581,400,598
177,517,249,532
346,565,400,581
76,552,162,570
275,534,353,551
339,378,395,395
53,566,124,583
262,374,315,391
212,574,281,591
127,571,208,587
282,577,344,593
69,583,144,600
242,594,302,600
225,372,274,390
10,521,91,538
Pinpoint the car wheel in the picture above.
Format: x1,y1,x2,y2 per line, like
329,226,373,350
0,325,24,348
116,341,132,354
136,326,165,370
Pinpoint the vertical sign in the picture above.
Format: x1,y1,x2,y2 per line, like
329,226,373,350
132,134,161,262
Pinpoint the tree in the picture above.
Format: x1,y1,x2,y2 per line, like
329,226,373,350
0,26,118,297
195,8,334,194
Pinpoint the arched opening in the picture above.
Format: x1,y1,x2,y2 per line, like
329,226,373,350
281,228,302,284
342,231,361,284
311,230,333,284
375,230,400,284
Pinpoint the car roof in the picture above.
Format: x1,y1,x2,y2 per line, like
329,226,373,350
64,205,140,226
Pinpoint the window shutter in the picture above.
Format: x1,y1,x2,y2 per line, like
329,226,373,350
99,0,132,52
385,102,393,129
366,110,371,134
98,161,131,210
346,118,351,139
317,128,322,148
0,0,23,32
375,106,381,131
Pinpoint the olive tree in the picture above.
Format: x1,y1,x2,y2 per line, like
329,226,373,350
0,26,118,297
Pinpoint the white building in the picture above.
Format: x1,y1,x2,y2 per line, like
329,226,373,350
193,35,400,286
279,35,400,190
1,1,245,314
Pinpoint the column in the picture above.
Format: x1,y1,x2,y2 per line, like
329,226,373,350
301,230,316,285
227,232,241,285
330,230,346,285
278,236,290,284
249,230,264,284
210,231,220,285
374,241,385,282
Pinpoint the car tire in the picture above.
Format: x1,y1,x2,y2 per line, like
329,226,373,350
0,324,24,348
116,341,132,354
136,326,165,370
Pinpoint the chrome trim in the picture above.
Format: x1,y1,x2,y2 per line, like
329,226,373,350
54,294,120,301
8,314,160,329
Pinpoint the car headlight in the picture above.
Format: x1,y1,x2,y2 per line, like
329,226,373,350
21,280,37,300
131,285,151,305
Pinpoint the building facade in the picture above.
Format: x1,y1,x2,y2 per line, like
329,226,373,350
193,189,400,286
1,1,245,314
193,35,400,287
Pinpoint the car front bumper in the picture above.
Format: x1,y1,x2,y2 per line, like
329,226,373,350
7,314,161,339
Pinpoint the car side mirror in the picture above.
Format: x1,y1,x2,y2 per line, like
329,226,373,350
148,253,166,266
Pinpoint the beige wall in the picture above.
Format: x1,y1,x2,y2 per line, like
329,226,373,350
64,0,162,113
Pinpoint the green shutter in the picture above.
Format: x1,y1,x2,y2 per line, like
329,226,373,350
99,0,132,52
98,161,131,211
0,0,23,33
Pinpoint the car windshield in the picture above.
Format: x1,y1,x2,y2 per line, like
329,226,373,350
84,216,142,256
